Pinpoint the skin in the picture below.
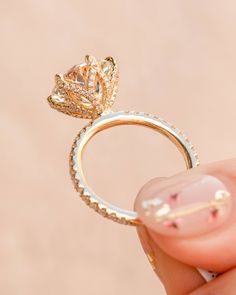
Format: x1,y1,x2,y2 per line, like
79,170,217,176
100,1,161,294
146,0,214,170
134,159,236,295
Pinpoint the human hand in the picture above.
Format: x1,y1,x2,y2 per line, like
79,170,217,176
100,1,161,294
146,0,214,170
134,159,236,295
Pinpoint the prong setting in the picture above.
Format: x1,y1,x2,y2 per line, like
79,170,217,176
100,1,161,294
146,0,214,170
48,55,119,119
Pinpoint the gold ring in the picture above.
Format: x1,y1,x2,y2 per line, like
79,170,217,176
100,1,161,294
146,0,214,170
47,55,200,226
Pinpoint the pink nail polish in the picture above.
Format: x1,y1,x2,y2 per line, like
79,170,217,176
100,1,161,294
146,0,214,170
137,175,233,237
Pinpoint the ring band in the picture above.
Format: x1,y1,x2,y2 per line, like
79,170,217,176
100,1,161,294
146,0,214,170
47,55,199,226
70,110,199,225
47,55,217,281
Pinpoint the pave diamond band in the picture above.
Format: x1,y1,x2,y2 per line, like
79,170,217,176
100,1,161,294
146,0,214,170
70,110,199,225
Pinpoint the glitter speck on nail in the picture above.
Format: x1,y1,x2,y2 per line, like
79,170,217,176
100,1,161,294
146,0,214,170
215,189,230,202
209,208,219,222
156,204,170,218
163,218,182,229
142,197,163,209
168,193,178,204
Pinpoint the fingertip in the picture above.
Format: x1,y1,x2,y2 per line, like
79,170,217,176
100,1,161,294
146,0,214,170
135,159,236,272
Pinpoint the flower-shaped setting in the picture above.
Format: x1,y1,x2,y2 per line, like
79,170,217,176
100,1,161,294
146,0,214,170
48,55,119,119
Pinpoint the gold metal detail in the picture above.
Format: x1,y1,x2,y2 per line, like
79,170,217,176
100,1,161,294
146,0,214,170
48,55,118,119
69,111,199,225
48,55,200,226
154,189,231,223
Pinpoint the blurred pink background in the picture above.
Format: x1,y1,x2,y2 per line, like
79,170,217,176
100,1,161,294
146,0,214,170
1,1,236,294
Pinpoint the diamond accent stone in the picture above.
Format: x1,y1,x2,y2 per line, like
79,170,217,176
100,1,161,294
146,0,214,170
47,55,119,119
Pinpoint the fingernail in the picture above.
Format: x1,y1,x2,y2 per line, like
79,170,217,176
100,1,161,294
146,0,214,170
136,174,234,237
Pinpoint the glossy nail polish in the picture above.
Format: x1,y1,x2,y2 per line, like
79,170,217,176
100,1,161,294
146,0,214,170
137,175,233,237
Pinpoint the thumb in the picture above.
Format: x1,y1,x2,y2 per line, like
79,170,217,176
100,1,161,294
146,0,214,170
135,159,236,294
137,225,206,295
135,178,206,295
135,158,236,274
